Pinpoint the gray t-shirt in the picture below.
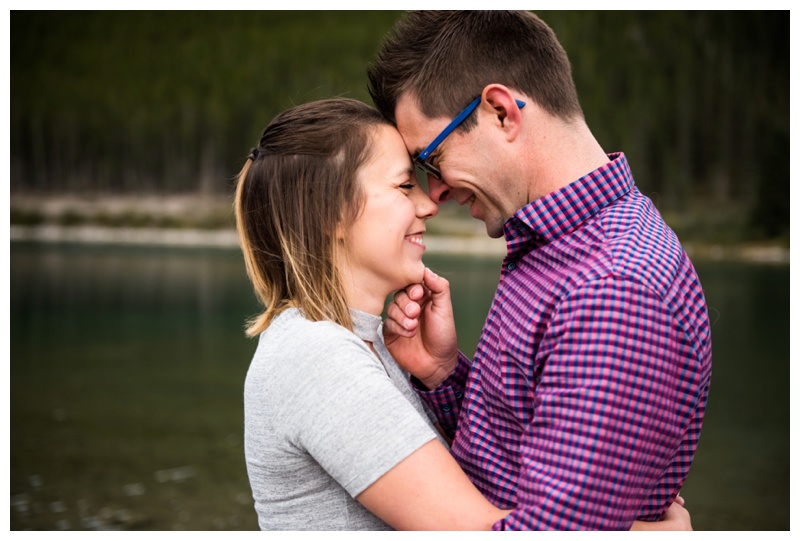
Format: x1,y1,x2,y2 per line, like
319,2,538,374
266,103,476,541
244,307,446,530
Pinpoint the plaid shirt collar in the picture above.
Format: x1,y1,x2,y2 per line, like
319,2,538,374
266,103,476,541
503,152,634,258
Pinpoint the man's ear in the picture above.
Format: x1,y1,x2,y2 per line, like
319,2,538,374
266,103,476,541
480,84,523,142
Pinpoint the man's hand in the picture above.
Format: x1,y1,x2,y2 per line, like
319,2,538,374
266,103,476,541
383,267,458,389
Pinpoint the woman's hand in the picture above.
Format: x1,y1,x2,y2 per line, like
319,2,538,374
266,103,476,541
630,496,692,531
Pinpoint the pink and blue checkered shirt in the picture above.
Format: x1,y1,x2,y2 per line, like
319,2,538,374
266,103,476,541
418,153,712,530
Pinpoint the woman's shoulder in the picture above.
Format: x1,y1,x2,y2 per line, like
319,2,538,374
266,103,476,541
250,308,371,375
263,307,360,348
245,307,383,412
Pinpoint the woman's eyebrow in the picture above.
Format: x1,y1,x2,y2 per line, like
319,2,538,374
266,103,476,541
392,166,415,180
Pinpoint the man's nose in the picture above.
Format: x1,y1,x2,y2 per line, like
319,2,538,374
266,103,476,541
427,175,451,204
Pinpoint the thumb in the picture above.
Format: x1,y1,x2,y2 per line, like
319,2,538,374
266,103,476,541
423,267,451,303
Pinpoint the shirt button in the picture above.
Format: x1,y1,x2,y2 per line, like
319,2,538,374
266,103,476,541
507,262,516,271
455,391,463,399
442,405,452,412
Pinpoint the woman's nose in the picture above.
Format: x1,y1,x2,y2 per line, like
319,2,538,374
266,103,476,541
415,191,439,220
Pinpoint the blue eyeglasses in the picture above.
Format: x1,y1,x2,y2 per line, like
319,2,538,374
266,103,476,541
414,96,526,180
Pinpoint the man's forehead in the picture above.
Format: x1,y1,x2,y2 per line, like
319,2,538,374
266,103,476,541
394,93,439,155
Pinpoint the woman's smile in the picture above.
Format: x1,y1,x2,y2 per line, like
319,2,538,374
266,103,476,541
405,232,426,249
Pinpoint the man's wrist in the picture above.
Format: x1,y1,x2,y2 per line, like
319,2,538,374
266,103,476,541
417,355,458,390
410,374,431,391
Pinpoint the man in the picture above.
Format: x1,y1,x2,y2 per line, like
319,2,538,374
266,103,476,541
368,11,712,530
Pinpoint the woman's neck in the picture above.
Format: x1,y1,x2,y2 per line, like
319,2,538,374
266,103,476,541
344,285,387,317
337,266,389,318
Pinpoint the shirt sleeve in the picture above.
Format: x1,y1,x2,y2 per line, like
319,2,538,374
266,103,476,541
493,276,700,530
279,326,439,498
409,351,471,439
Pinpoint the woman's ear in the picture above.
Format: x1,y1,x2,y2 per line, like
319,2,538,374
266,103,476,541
334,221,347,241
480,84,523,142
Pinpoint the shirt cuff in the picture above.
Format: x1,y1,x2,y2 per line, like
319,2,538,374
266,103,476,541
410,352,470,439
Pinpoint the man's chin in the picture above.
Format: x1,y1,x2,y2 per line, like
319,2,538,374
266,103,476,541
484,220,505,239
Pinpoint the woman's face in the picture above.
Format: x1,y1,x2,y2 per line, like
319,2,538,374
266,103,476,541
340,124,438,307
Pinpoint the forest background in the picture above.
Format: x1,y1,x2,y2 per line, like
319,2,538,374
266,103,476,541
9,10,790,251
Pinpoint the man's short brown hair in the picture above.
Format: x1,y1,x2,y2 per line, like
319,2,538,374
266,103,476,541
368,11,583,127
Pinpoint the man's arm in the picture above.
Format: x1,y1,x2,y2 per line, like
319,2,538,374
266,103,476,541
494,276,702,530
384,267,460,388
383,267,470,437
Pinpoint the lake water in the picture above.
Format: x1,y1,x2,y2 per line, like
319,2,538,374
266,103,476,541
9,242,789,530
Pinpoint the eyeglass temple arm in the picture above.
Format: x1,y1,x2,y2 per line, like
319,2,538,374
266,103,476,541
418,98,526,161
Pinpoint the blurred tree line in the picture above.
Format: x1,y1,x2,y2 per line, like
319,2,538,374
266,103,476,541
11,11,789,243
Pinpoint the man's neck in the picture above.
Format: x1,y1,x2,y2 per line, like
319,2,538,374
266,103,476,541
523,115,609,203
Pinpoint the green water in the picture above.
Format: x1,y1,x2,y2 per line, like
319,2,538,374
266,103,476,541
9,243,789,530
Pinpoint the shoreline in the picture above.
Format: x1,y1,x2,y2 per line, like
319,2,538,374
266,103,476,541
9,224,790,264
9,224,509,258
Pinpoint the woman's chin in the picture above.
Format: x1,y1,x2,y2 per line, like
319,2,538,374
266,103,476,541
409,263,426,285
393,266,425,292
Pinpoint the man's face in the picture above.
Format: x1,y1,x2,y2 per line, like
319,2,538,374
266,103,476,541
394,93,518,239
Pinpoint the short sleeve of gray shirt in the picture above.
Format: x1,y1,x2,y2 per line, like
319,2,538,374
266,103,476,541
244,308,442,530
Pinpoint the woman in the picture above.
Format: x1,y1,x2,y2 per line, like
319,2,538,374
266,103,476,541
235,98,691,531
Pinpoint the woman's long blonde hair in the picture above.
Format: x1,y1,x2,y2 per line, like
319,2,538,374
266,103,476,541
234,98,389,337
